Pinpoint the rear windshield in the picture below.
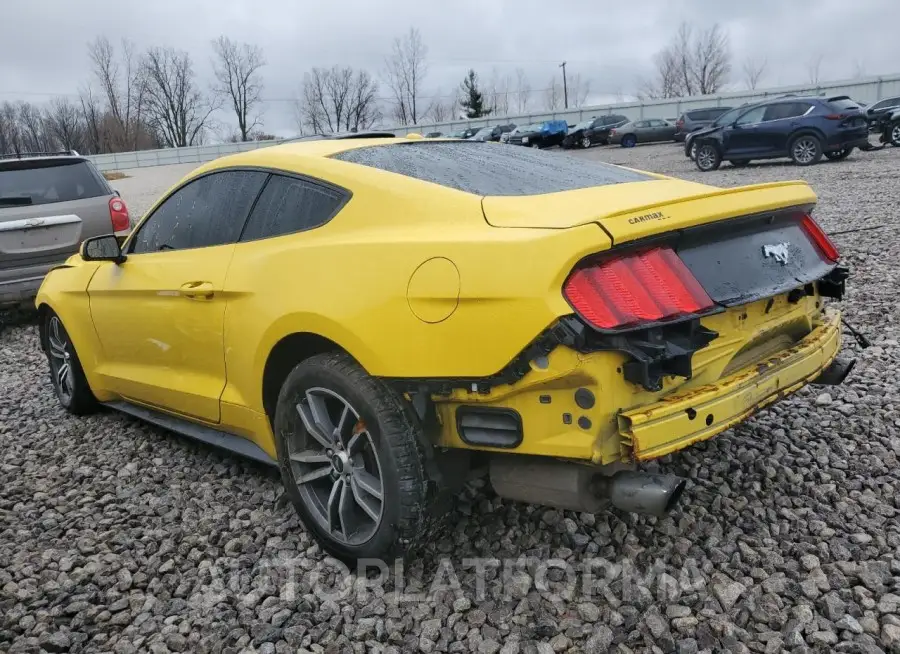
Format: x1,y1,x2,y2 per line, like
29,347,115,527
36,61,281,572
827,98,861,111
0,159,108,207
332,142,650,196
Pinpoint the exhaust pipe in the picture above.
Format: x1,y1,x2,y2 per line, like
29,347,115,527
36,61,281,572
489,456,686,516
595,471,687,517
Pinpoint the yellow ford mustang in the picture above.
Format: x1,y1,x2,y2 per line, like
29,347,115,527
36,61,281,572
35,136,852,560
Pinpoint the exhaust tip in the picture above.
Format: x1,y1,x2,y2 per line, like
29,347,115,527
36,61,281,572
603,471,687,517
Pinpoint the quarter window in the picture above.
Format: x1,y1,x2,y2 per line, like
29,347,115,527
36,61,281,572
130,170,267,254
239,174,346,242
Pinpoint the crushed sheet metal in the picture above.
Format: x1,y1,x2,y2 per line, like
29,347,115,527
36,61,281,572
619,309,842,461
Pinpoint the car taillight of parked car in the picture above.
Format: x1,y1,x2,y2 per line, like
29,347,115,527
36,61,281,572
563,246,715,331
609,129,617,136
800,213,839,262
109,197,131,232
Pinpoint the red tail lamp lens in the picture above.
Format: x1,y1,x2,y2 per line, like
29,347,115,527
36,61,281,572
800,214,839,262
564,246,714,330
109,197,130,232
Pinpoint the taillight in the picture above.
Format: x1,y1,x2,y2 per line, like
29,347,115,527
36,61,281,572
800,213,839,262
609,129,617,136
109,196,130,232
563,246,715,331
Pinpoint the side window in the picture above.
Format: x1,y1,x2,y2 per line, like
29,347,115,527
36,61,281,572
634,121,648,128
240,174,347,242
735,106,767,126
690,110,709,121
130,170,267,254
651,119,667,127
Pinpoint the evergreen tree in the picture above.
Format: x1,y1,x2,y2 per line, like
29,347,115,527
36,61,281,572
459,69,491,118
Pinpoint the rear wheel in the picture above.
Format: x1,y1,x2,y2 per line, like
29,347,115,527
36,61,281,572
789,135,823,165
824,148,853,161
42,311,97,415
689,141,698,160
273,352,438,561
695,144,721,171
891,122,900,146
621,134,637,148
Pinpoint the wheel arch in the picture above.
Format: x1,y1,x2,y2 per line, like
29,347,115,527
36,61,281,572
788,128,826,146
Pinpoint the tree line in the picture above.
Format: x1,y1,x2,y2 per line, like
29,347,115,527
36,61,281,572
0,22,836,154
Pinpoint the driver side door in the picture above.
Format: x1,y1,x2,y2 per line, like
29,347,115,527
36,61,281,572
724,105,768,157
86,169,268,422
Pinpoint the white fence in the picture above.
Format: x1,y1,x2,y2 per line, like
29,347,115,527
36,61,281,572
86,73,900,172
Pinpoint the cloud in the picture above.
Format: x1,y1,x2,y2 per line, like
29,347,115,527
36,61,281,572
0,0,894,137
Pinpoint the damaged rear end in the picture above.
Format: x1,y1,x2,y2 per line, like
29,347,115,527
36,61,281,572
442,177,850,514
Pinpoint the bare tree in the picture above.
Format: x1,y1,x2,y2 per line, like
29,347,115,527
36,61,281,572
211,36,266,142
742,56,767,90
486,69,510,115
17,102,52,152
806,54,824,85
78,86,104,154
143,47,216,147
0,102,23,154
45,97,85,151
384,27,428,125
428,94,454,122
639,22,730,98
298,66,380,134
87,37,147,150
514,68,531,113
568,73,591,108
544,78,562,110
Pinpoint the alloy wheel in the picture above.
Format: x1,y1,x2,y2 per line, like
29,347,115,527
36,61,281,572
288,387,384,546
892,124,900,145
697,147,717,170
690,142,698,159
581,136,591,148
47,316,75,405
793,138,818,164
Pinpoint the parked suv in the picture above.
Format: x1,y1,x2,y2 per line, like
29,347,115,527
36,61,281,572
692,96,869,171
675,106,733,142
507,120,569,148
562,114,629,148
0,152,130,306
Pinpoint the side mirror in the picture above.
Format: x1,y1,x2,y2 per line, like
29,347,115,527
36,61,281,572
81,234,126,264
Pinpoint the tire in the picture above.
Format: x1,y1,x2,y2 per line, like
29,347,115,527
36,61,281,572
581,136,591,149
689,141,698,160
730,159,750,167
891,122,900,147
530,143,541,149
824,148,853,161
695,144,721,171
621,134,637,148
789,134,823,166
273,352,438,562
42,311,98,415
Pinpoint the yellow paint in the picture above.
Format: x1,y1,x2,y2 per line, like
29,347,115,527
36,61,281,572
35,138,843,468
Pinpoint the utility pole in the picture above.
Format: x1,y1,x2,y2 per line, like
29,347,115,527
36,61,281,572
559,61,569,109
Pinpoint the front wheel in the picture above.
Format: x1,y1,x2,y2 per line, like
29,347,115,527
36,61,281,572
689,141,698,160
581,136,591,149
42,311,98,415
530,143,541,149
824,148,853,161
695,144,721,171
790,135,823,166
621,134,636,148
891,122,900,146
273,352,437,562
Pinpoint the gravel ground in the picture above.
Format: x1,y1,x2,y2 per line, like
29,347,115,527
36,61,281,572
3,143,900,654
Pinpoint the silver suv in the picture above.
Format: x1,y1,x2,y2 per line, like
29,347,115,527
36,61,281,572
0,152,130,306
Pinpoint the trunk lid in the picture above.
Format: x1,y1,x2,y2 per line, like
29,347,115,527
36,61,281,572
481,178,817,243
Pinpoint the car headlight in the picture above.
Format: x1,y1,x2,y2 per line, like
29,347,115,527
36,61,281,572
522,136,529,143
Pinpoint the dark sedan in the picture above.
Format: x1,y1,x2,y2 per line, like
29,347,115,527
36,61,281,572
561,114,629,149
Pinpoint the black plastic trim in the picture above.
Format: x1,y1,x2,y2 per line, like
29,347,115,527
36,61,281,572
456,406,523,449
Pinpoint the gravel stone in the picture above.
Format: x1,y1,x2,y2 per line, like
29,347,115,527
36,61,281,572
5,143,900,654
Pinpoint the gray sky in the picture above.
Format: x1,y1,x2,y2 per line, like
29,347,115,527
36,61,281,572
1,0,897,137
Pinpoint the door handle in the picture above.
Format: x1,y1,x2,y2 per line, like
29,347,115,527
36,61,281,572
179,281,215,299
